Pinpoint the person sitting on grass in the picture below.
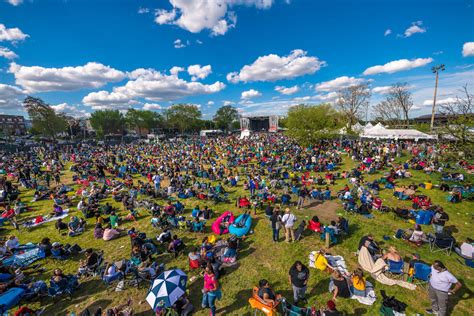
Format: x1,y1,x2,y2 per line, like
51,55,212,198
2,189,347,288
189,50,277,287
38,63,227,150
382,246,402,263
94,223,104,239
77,248,99,277
103,224,125,241
167,235,184,257
331,270,351,301
257,279,281,306
350,268,366,297
68,216,85,237
320,300,340,316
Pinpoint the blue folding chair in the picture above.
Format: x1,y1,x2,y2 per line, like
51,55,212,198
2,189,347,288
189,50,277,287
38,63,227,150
413,262,431,288
386,260,405,279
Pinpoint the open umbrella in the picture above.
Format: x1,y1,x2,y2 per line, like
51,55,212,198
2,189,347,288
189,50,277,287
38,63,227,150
146,269,187,310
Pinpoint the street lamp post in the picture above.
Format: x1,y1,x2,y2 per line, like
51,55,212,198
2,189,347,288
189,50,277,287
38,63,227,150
430,64,445,132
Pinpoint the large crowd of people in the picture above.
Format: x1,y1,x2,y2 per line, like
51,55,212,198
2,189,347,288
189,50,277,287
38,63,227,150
0,133,472,316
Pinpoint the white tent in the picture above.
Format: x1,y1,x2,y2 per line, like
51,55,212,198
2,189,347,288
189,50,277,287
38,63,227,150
363,122,374,132
352,122,364,133
361,128,437,140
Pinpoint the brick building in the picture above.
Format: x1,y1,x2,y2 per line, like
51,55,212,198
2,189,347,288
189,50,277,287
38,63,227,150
0,114,27,136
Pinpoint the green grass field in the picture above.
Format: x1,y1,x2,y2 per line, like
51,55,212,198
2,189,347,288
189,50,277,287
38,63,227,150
2,154,473,316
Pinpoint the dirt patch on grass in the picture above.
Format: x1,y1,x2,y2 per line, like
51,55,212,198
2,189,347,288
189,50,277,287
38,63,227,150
304,200,340,222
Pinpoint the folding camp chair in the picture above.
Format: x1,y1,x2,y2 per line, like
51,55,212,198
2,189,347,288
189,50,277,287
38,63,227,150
385,260,405,279
280,299,311,316
412,262,431,288
429,234,454,256
248,287,279,316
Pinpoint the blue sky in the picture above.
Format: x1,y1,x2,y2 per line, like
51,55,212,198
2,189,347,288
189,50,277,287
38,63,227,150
0,0,473,119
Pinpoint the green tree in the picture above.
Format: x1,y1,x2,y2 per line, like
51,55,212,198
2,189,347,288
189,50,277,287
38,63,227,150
23,96,68,139
89,109,125,139
125,109,162,135
285,104,343,146
164,104,202,133
213,105,239,131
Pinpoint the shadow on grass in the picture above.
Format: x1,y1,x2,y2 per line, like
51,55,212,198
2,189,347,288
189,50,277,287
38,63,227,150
215,288,250,315
447,282,474,315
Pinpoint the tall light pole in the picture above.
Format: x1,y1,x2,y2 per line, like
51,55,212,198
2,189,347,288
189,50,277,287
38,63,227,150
430,64,445,132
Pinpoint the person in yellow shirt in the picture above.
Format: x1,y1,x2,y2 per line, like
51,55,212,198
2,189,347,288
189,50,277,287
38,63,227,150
351,268,366,297
314,249,335,273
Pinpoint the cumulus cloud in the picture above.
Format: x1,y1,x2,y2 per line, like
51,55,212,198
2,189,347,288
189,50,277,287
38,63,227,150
384,29,392,36
0,83,24,109
313,91,339,102
170,66,184,75
275,85,299,95
51,103,90,118
173,39,187,48
0,47,18,60
403,21,426,37
0,23,29,42
207,101,215,105
315,76,365,92
227,49,325,83
82,91,137,110
462,42,474,57
223,100,234,106
9,62,126,93
241,89,262,99
6,0,23,6
154,0,274,36
143,103,162,110
372,86,393,94
422,97,457,107
187,64,212,81
83,67,225,108
363,58,433,75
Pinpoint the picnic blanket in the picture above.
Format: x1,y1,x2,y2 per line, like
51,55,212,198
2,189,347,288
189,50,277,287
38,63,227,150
2,245,45,267
309,251,349,276
328,280,377,305
22,209,70,228
358,247,416,290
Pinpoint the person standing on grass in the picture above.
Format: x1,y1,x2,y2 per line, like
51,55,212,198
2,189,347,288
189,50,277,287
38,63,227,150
432,208,449,234
289,261,309,304
426,260,462,316
201,263,221,316
281,208,297,242
270,208,282,242
297,187,307,210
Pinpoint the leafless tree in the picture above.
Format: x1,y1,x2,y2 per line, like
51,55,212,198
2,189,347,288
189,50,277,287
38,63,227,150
336,83,371,130
373,99,403,126
439,85,473,149
387,83,413,128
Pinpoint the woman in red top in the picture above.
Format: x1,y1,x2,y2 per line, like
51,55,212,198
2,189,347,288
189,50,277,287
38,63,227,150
201,263,221,316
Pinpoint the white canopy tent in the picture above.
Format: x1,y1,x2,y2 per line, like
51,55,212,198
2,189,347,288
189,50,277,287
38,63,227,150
361,127,437,140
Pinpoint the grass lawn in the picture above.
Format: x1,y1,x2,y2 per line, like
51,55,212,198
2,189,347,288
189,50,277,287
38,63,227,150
2,154,473,316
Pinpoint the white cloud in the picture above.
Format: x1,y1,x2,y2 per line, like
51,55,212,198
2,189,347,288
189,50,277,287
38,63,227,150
154,0,274,36
207,101,215,105
372,86,393,94
223,100,234,106
173,39,186,48
187,64,212,81
138,7,150,14
421,97,457,107
6,0,23,6
83,67,225,108
51,103,90,118
275,85,299,95
0,83,24,109
313,91,339,102
0,47,18,60
170,66,184,75
227,49,325,83
9,62,126,93
315,76,365,92
462,42,474,57
155,9,177,24
403,21,426,37
82,91,137,110
0,23,29,42
384,29,392,36
292,96,311,103
143,103,162,110
363,57,433,75
196,39,203,44
241,89,262,99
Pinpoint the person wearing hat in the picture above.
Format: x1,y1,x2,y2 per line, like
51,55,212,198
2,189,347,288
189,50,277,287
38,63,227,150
281,208,297,242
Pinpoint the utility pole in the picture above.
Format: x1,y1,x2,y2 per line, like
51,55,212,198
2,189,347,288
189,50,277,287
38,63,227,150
430,64,445,132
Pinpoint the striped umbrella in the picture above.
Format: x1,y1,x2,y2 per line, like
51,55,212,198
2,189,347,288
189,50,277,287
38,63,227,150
146,269,188,310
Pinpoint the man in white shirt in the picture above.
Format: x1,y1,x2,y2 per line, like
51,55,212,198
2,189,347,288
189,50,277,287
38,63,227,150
281,208,297,242
427,260,462,316
6,235,19,251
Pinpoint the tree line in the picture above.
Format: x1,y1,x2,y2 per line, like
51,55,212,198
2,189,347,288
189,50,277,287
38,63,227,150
23,98,240,139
